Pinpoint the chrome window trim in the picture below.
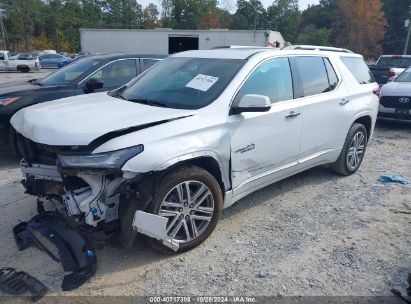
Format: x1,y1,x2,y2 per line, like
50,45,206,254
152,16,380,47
78,58,139,86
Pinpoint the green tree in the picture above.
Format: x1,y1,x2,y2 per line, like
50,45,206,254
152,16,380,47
297,25,330,45
266,0,300,43
169,0,218,29
104,0,143,28
143,3,160,28
232,0,266,30
2,0,44,51
382,0,411,54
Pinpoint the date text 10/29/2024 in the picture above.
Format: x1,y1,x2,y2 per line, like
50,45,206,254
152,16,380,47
149,296,257,303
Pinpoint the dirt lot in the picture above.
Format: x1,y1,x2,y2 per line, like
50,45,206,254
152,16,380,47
0,69,53,83
0,71,409,298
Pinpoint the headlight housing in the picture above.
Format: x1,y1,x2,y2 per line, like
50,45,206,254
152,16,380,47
57,145,143,172
0,97,20,106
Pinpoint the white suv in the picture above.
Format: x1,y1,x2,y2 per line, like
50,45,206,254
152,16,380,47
11,46,379,253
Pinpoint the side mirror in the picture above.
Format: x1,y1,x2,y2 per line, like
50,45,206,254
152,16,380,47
85,78,104,93
232,94,271,114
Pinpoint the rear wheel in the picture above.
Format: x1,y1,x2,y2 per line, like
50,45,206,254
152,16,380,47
331,123,367,176
147,166,223,253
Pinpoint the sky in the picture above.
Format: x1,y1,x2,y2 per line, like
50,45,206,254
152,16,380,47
140,0,320,12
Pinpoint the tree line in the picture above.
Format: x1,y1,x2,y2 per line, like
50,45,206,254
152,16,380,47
0,0,409,59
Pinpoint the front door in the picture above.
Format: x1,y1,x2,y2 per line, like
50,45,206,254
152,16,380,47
229,57,302,199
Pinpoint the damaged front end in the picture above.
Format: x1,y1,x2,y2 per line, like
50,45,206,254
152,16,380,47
14,134,177,290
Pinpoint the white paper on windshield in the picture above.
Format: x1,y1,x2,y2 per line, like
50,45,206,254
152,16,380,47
186,74,219,92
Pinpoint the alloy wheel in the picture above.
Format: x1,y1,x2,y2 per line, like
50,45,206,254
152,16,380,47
158,180,215,243
346,131,366,171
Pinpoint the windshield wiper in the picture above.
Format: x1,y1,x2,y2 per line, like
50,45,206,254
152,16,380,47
127,98,168,108
116,92,127,100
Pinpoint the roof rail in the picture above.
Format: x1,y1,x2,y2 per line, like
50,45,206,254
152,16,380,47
282,45,353,53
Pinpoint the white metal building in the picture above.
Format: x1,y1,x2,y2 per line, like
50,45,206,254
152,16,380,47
80,29,285,55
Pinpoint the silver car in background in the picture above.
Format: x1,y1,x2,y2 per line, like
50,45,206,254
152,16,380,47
379,67,411,121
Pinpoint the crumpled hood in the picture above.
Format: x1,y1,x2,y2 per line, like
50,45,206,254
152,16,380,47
382,81,411,94
11,92,195,146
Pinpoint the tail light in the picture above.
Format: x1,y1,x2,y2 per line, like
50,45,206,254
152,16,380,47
373,88,381,101
387,71,396,79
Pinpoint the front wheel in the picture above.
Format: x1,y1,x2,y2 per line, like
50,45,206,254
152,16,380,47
331,123,367,176
147,166,223,253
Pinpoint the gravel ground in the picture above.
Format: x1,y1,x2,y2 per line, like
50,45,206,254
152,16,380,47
0,72,409,298
0,69,53,83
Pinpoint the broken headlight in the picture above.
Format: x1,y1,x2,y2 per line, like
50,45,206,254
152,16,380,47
57,145,143,171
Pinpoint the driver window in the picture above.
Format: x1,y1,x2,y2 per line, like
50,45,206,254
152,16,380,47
89,59,137,87
234,57,294,105
0,53,4,60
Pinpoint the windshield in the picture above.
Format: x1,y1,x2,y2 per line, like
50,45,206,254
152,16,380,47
40,58,99,86
395,69,411,82
377,57,411,68
121,57,245,109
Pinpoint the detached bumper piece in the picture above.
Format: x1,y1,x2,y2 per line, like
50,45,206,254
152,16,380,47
0,268,47,302
12,212,96,291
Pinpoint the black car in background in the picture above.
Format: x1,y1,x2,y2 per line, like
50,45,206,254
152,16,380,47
0,53,165,146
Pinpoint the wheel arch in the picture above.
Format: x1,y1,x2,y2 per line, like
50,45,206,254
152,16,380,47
158,156,228,199
352,115,372,142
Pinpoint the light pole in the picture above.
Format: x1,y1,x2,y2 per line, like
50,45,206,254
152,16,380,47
0,9,6,50
404,4,411,55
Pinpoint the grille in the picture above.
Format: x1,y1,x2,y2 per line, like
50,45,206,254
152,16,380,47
380,96,411,109
16,134,65,165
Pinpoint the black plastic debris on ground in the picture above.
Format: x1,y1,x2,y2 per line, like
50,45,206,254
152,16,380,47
12,211,96,291
0,267,47,302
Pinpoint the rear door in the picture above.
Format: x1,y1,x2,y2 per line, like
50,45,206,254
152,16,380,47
291,56,353,165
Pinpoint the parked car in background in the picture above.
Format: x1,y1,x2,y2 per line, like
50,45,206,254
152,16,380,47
10,46,378,254
369,55,411,85
12,53,38,60
38,53,71,68
43,49,57,54
57,58,73,68
0,53,165,146
58,52,70,57
379,67,411,121
78,51,91,57
31,51,43,57
0,51,40,72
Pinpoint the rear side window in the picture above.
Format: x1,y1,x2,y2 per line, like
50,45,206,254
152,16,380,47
377,56,411,68
324,58,339,90
140,58,160,72
340,57,375,84
295,56,330,96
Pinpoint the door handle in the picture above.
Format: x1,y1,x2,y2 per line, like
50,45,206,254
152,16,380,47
285,110,301,118
340,98,350,105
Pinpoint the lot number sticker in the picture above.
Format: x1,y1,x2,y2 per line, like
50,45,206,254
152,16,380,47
186,74,219,92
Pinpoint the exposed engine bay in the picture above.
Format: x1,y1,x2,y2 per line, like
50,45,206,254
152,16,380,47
12,133,179,289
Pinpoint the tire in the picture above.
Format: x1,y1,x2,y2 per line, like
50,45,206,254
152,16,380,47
147,166,223,254
18,66,30,73
331,123,368,176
